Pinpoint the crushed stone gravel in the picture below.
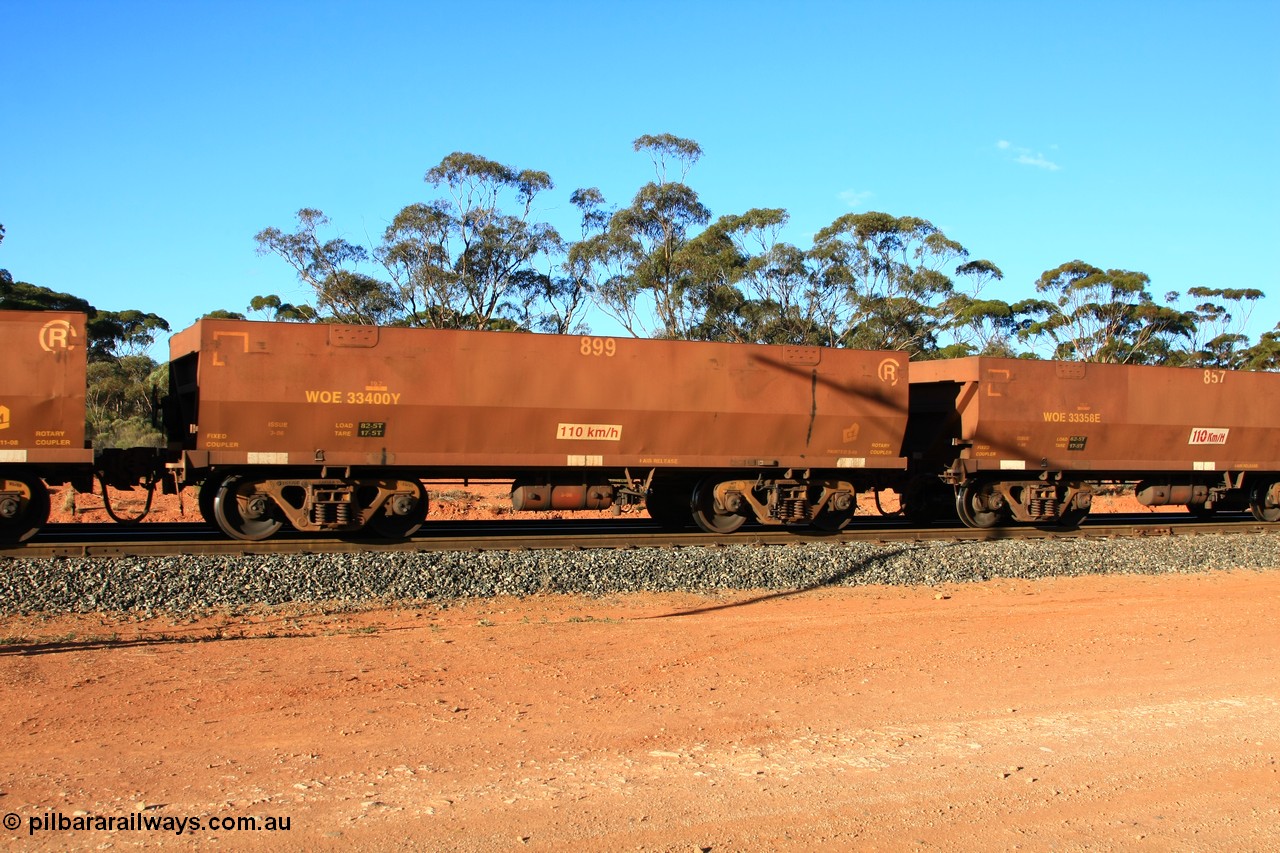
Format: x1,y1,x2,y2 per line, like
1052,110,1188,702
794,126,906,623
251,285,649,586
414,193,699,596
3,534,1279,616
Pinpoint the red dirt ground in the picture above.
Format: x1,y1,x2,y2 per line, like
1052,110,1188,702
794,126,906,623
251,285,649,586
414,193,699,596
9,484,1273,850
1,572,1276,850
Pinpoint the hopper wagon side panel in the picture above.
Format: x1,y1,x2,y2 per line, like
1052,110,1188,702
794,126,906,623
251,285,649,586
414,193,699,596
909,357,1280,476
175,320,909,474
0,310,92,466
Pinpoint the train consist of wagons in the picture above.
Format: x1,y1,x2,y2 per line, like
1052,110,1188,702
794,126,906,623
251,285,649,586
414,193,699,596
2,309,1277,544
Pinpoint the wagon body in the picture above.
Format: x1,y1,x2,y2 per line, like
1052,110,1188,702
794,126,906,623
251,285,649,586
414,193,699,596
166,320,911,537
168,319,910,476
0,310,91,467
0,310,92,542
909,357,1280,475
908,357,1280,526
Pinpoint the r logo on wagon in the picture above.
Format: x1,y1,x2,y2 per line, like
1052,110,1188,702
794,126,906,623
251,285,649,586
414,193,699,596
877,358,900,386
1189,427,1229,445
39,319,78,352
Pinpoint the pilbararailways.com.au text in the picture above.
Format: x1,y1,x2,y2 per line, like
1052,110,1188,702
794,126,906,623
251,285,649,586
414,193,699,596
10,810,291,836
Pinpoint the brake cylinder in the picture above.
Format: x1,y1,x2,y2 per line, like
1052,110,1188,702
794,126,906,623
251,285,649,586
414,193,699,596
1135,482,1208,506
510,482,615,511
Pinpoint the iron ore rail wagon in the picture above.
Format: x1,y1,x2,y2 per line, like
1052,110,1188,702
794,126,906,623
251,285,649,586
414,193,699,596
165,319,911,540
908,357,1280,527
0,310,94,543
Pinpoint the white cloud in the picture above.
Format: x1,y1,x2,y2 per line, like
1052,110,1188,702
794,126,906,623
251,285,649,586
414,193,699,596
996,140,1061,171
839,188,874,208
1016,153,1062,171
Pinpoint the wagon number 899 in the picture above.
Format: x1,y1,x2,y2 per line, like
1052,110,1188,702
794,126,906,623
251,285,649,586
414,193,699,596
580,336,617,357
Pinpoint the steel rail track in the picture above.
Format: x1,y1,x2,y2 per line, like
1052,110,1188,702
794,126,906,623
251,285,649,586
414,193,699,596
3,514,1276,559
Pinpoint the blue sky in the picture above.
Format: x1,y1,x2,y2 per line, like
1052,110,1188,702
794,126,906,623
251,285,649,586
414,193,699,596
3,0,1278,354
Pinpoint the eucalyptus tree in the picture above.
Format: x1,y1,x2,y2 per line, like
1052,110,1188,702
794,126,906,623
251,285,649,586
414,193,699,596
560,187,613,330
1,278,95,314
0,222,9,288
377,152,564,331
677,219,752,342
205,295,316,322
85,355,167,447
1179,286,1265,368
1019,261,1194,363
809,212,977,355
571,134,714,339
1242,323,1280,371
247,294,317,322
0,278,169,361
508,187,605,335
692,208,834,345
935,260,1030,358
88,309,172,359
254,208,398,325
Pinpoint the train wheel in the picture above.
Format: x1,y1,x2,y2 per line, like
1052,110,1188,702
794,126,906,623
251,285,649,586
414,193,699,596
691,479,746,534
368,481,428,539
955,482,1005,529
212,475,284,541
0,476,51,544
197,478,220,528
1058,506,1090,528
811,490,856,532
1249,481,1280,523
645,485,694,529
811,507,854,532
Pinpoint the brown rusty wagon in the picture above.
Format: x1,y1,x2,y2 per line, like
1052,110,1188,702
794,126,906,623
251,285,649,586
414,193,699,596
164,319,911,540
0,310,94,543
908,357,1280,527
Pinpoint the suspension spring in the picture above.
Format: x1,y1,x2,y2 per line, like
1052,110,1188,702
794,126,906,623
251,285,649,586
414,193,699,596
776,498,811,523
1028,498,1059,519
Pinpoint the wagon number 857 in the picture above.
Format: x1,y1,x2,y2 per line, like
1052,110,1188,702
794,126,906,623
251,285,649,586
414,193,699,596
580,336,617,357
1203,370,1227,384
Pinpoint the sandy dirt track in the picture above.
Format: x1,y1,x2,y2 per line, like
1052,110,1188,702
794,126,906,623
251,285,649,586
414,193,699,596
1,567,1277,851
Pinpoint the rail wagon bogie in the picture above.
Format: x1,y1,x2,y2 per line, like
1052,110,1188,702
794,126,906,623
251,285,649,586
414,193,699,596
164,319,911,540
907,357,1280,528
